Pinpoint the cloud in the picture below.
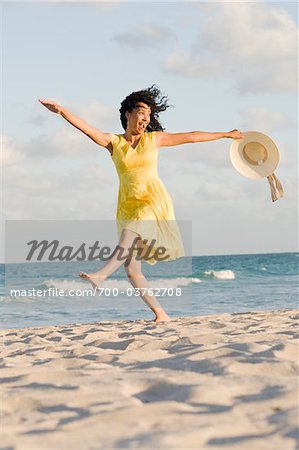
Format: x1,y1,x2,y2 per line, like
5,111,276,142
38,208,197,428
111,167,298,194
64,99,116,128
1,136,26,168
162,2,298,93
36,98,117,134
239,108,297,133
2,98,120,220
3,158,117,220
112,24,176,51
2,0,120,3
3,130,297,254
2,99,118,167
1,130,88,166
28,98,118,131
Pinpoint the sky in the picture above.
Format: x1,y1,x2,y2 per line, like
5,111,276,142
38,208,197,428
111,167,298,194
1,1,298,260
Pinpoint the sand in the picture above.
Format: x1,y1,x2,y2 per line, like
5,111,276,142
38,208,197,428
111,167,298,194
1,308,298,450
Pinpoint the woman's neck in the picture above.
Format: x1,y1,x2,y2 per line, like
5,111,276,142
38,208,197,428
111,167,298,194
123,130,143,143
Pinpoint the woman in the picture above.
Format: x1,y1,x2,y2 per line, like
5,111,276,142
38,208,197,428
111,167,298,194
39,85,244,322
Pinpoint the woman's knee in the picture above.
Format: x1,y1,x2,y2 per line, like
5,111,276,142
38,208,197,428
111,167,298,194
119,228,141,249
121,228,140,241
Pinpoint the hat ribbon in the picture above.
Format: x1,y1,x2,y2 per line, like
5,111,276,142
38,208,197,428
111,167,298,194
266,173,284,202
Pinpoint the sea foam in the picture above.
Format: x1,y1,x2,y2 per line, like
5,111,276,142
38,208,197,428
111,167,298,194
44,276,196,291
204,270,235,280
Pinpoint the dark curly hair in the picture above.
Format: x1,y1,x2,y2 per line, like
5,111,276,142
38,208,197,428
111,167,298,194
119,84,172,132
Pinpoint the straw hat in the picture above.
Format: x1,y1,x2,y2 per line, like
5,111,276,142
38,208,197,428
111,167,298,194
229,131,280,179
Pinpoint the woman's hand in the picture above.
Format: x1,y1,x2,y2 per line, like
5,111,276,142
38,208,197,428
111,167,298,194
38,99,64,114
227,129,245,140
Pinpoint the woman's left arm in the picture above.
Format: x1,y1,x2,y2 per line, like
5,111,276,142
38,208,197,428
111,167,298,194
156,129,244,147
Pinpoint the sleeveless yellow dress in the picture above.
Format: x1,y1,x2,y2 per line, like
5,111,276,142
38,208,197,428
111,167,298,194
109,131,185,265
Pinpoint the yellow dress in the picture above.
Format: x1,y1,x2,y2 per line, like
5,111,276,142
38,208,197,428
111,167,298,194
109,131,185,265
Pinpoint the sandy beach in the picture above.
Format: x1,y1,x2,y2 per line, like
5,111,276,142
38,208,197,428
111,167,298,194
1,308,298,450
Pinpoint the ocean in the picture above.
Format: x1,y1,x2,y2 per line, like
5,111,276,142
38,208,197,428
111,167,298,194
0,252,298,330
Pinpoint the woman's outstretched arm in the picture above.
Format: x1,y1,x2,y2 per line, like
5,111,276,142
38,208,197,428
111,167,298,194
38,99,111,148
156,129,244,147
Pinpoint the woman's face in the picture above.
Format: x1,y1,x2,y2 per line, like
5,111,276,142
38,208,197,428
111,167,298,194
125,102,151,134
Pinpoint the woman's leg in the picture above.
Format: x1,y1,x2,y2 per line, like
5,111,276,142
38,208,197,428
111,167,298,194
124,250,170,323
79,228,143,289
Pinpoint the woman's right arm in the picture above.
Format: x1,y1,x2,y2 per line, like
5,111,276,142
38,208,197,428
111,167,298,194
38,99,111,148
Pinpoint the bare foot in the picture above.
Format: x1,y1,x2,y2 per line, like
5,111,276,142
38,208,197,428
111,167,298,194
79,272,106,290
154,313,171,323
